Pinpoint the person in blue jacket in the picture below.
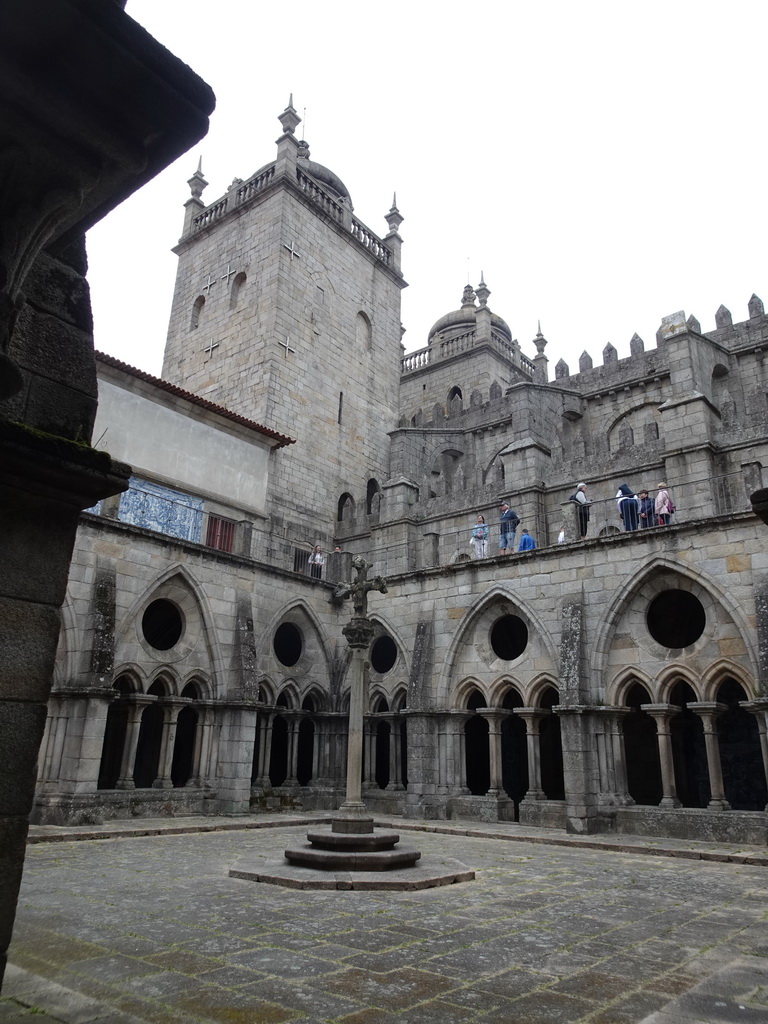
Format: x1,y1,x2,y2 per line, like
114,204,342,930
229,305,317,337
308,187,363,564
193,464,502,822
519,528,536,551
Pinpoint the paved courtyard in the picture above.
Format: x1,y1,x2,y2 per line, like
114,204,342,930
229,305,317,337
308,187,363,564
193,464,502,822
2,816,768,1023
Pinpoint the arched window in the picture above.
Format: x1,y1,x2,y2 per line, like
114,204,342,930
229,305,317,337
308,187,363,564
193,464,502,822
338,492,355,522
229,271,246,310
190,295,205,330
366,479,381,515
356,311,372,349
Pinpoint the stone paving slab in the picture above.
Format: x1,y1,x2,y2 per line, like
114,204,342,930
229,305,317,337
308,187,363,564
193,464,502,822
3,818,768,1023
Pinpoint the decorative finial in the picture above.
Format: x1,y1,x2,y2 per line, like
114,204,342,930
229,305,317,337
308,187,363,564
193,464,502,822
278,96,301,136
461,283,476,307
385,193,403,234
187,156,208,200
537,320,542,337
476,275,490,307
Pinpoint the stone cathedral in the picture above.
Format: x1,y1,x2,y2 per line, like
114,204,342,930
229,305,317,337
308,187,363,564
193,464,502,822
36,100,768,846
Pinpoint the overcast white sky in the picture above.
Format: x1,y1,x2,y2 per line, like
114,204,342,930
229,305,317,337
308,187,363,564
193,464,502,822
87,1,766,379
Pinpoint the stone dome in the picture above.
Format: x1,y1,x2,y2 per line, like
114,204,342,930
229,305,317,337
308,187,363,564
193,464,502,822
427,284,512,344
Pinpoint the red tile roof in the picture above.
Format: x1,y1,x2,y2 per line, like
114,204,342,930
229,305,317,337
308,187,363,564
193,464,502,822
95,351,295,448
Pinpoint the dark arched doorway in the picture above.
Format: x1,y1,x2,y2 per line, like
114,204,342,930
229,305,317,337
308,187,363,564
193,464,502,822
97,677,131,789
269,715,289,786
623,683,662,805
501,689,527,817
717,679,767,810
670,681,709,807
539,687,565,800
134,703,163,788
465,690,490,795
171,707,198,787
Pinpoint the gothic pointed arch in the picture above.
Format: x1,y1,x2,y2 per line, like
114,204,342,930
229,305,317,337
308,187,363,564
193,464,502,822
301,685,327,712
489,676,524,707
179,670,212,701
594,556,758,703
606,667,656,707
115,565,223,698
258,676,276,706
528,673,562,708
702,658,755,701
275,680,300,709
451,677,488,710
656,664,703,703
260,599,333,688
441,586,558,708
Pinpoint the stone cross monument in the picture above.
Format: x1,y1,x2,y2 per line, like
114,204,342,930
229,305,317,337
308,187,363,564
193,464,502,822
333,556,387,833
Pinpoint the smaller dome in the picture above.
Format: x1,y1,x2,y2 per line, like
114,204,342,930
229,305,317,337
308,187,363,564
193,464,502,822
299,158,351,204
427,284,512,344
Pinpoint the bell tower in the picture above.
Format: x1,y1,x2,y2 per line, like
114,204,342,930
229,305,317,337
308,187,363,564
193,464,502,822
162,98,407,529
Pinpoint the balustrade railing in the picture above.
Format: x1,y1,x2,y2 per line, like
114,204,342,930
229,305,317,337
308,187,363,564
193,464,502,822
192,166,393,269
350,217,392,266
192,196,228,231
296,169,345,224
236,166,275,204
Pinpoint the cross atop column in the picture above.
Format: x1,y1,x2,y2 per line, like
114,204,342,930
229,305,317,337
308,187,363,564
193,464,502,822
278,336,295,357
202,338,219,358
220,264,235,286
283,241,301,261
202,274,216,295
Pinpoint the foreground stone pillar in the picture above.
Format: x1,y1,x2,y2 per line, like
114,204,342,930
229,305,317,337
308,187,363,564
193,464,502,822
477,709,509,796
0,0,214,988
689,703,731,811
115,700,150,789
642,704,682,808
742,699,768,809
153,702,183,788
515,708,547,800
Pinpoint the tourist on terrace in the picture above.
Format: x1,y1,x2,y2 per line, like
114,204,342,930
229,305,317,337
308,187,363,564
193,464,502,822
499,502,520,554
638,489,657,528
471,514,489,558
616,484,640,531
519,529,537,551
656,482,674,525
308,544,325,578
571,482,591,537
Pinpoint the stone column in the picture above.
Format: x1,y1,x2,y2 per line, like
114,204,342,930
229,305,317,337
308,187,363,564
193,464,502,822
254,710,272,787
477,708,512,796
741,698,768,809
688,702,731,811
514,708,547,800
286,715,300,786
593,706,633,806
642,704,682,808
311,717,321,783
188,704,207,787
153,701,183,788
363,720,376,789
334,616,376,833
389,715,404,790
451,712,471,794
115,698,153,790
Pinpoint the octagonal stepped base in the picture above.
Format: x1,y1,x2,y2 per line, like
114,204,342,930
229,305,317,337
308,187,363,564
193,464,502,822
304,829,401,853
284,841,420,871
